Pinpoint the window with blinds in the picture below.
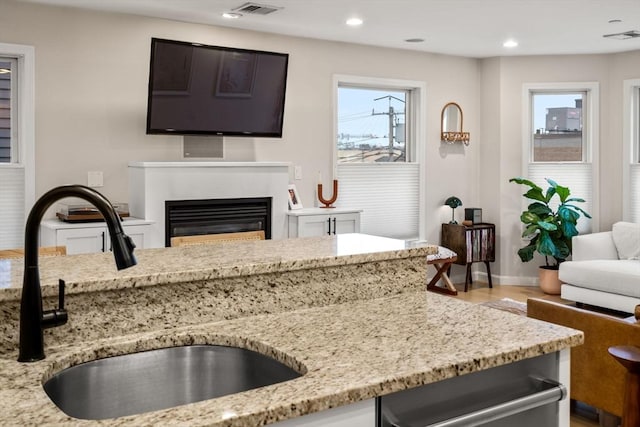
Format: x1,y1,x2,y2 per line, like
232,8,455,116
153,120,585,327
524,84,599,234
0,45,34,250
631,165,640,223
335,79,423,240
624,82,640,222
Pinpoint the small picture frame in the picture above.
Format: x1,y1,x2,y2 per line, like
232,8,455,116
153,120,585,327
287,184,303,210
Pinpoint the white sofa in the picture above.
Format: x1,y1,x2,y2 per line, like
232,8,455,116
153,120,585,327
560,221,640,314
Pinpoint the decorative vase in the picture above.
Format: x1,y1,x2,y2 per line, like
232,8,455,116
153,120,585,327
538,266,562,295
317,180,338,208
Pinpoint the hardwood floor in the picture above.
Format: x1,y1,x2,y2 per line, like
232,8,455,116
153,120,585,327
442,282,602,427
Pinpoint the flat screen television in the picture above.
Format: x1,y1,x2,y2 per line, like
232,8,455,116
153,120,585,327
146,38,289,137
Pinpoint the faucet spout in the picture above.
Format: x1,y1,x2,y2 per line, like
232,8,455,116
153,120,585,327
18,185,137,362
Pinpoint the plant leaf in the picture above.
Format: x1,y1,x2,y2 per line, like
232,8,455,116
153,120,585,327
517,244,536,262
560,221,579,239
524,188,546,202
522,224,539,238
558,206,579,222
554,184,570,203
553,239,571,261
536,231,556,257
537,220,558,231
520,211,539,224
509,177,542,192
528,202,552,217
564,204,592,219
565,197,585,203
544,186,557,203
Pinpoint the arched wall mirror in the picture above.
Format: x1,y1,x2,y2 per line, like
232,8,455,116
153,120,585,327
441,102,470,145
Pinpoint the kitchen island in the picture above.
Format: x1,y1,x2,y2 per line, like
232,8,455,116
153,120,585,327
0,234,582,426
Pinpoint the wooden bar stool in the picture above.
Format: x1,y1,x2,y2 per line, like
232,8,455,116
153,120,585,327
609,345,640,427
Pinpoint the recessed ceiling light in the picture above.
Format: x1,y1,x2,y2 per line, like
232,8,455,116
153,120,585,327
222,12,242,19
346,17,363,26
503,39,518,48
405,38,425,43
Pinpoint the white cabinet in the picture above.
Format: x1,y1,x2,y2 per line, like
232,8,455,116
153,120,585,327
287,208,362,238
40,219,153,255
270,398,374,426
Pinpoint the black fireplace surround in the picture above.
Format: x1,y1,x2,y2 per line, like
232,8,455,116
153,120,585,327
165,198,272,247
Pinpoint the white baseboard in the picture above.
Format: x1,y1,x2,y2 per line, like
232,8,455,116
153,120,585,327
477,272,539,286
445,270,538,287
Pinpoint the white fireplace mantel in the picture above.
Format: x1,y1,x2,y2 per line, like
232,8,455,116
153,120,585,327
129,162,291,248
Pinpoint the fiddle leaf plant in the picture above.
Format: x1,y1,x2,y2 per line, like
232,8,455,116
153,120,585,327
509,177,591,268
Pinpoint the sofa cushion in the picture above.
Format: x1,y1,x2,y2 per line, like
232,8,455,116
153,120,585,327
559,259,640,298
612,221,640,260
572,231,618,261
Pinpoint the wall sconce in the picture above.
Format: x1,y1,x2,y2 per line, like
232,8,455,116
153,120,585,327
444,196,463,224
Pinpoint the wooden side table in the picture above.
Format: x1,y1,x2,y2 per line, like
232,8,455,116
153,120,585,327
441,223,495,291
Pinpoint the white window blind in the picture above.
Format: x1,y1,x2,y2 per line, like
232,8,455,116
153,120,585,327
631,164,640,223
624,81,640,222
337,163,419,239
0,166,25,248
527,163,593,234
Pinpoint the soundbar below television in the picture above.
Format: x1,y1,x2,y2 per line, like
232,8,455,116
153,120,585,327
146,38,289,137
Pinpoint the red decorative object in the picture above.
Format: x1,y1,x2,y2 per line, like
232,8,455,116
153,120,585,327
317,180,338,208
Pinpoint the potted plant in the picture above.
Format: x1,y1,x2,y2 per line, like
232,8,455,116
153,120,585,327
509,177,591,294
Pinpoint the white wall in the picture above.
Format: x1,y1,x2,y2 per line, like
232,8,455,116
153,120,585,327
481,52,640,283
3,0,638,284
1,0,479,249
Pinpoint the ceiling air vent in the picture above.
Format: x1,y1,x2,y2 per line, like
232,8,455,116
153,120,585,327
232,2,282,15
603,30,640,40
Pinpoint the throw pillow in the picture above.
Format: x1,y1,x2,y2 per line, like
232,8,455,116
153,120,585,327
612,221,640,260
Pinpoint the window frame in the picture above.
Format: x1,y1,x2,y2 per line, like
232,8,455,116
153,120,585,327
0,42,35,224
0,57,18,163
622,78,640,222
336,84,411,164
332,74,426,241
529,91,587,163
521,82,600,233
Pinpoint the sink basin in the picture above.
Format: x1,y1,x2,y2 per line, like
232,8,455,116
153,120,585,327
43,344,303,420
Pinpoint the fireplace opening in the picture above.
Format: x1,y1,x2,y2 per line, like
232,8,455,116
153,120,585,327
165,197,272,247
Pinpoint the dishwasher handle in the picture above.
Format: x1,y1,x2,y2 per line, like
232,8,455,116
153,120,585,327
429,378,566,427
390,377,567,427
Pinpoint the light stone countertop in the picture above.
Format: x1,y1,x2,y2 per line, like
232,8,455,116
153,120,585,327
0,233,583,425
0,291,583,426
0,233,437,301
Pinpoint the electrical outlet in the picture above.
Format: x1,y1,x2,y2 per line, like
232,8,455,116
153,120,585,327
294,165,302,180
87,171,104,187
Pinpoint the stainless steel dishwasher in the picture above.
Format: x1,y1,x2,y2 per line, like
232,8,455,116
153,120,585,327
376,352,567,427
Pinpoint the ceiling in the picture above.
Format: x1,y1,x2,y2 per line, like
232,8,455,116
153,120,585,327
21,0,640,58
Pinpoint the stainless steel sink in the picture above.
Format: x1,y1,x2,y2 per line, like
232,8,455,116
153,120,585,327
43,344,303,420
